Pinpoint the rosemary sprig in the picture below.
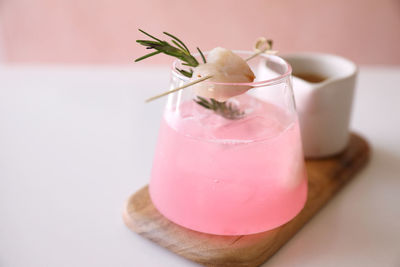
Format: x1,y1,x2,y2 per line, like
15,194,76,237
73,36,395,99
135,29,204,78
194,96,244,120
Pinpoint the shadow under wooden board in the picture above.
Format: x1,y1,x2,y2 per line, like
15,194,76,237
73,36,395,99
123,133,370,267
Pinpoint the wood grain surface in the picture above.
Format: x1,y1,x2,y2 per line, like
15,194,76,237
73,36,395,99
123,133,370,267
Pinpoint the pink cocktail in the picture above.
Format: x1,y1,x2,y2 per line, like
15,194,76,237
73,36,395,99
149,52,307,235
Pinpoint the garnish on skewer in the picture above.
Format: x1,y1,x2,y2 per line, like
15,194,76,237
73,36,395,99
135,30,275,119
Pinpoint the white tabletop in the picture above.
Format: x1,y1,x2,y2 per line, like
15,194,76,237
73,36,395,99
0,65,399,267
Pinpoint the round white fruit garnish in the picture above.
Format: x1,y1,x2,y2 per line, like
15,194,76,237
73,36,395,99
191,47,255,102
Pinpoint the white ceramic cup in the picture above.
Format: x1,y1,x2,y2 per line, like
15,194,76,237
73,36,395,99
282,52,358,158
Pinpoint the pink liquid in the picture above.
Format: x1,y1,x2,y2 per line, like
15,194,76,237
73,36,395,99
150,95,307,235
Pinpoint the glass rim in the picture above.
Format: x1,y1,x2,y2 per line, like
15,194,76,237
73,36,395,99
170,50,292,87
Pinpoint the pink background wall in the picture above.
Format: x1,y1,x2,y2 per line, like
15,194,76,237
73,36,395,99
1,0,399,65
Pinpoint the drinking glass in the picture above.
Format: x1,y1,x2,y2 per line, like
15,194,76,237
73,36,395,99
149,51,307,235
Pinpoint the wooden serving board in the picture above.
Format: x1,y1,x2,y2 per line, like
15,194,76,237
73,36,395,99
123,133,370,267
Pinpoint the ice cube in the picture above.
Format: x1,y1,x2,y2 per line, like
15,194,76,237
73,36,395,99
212,115,282,141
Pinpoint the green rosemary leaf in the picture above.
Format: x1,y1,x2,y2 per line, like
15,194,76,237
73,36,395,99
163,31,190,53
176,68,193,78
197,47,207,63
195,100,211,109
196,96,209,105
136,40,162,47
134,51,162,62
138,29,163,42
171,40,188,54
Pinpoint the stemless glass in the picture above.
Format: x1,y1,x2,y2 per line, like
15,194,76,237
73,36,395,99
149,51,307,235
